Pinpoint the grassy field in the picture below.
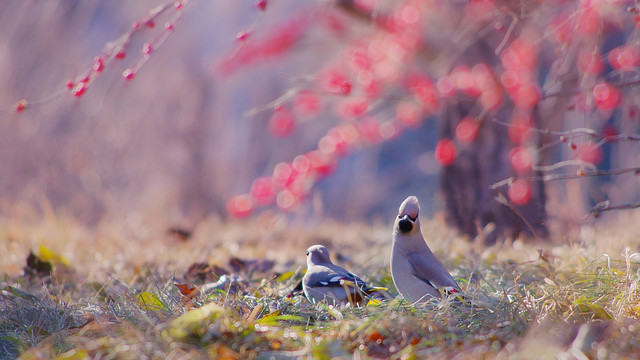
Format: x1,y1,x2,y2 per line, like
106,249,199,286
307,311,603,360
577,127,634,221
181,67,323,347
2,208,640,359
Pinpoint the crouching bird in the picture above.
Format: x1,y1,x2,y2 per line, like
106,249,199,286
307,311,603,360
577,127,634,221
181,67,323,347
391,196,464,304
302,245,387,306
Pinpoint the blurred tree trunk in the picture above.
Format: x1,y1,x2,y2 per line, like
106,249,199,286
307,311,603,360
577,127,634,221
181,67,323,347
438,41,549,244
440,104,548,244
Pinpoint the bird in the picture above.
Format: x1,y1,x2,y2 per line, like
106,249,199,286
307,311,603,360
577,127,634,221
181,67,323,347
390,196,463,303
302,245,387,306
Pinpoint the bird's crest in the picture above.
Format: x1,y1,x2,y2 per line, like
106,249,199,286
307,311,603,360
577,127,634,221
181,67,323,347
398,196,420,219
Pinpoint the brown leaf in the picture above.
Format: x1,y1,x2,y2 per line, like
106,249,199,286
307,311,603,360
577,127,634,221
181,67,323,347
228,256,274,274
167,227,192,241
185,262,229,283
368,330,385,344
174,283,199,299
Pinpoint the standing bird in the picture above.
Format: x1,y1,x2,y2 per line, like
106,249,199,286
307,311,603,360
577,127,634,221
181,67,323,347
390,196,463,303
302,245,387,306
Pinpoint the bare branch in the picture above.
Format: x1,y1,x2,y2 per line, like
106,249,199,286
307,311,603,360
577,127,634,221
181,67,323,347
590,200,640,215
491,166,640,190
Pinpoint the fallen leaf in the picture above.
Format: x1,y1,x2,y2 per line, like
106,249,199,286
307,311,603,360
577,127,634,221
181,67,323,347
185,262,230,283
368,330,385,344
229,256,274,274
55,349,89,360
275,270,296,282
174,283,199,299
135,292,167,311
162,302,224,341
167,227,192,241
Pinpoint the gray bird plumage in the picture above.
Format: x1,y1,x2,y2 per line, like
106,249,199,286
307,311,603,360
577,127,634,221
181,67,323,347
390,196,463,303
302,245,385,305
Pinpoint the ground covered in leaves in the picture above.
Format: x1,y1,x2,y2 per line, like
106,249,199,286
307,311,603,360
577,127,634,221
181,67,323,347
2,209,640,359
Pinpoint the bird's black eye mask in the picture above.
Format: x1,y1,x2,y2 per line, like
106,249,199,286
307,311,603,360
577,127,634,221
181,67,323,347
306,250,310,256
397,214,416,233
398,214,417,222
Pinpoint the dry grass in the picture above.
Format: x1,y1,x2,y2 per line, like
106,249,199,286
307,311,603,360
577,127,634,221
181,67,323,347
2,208,640,359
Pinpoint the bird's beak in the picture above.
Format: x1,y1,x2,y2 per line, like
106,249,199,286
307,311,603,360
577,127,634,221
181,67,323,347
398,214,414,233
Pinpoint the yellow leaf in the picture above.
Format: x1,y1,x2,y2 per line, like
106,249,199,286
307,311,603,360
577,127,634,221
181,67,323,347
56,349,89,360
162,302,224,341
135,292,167,311
39,246,70,266
586,304,613,320
256,310,280,325
275,271,296,282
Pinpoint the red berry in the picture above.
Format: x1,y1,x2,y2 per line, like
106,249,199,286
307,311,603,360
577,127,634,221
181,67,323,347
72,82,86,97
436,76,455,97
323,125,357,156
513,83,541,109
601,124,616,140
250,177,274,205
508,179,532,205
145,20,155,28
358,116,382,144
434,139,456,166
593,82,621,112
510,146,534,174
501,36,537,71
273,162,293,187
142,43,152,55
237,31,251,41
508,113,532,145
340,81,352,95
115,51,126,59
408,73,439,112
292,154,311,175
455,117,479,144
608,45,640,70
66,80,74,89
15,99,28,112
165,23,174,31
293,92,321,117
268,107,296,137
576,6,600,36
480,88,503,111
174,1,183,9
132,21,141,30
256,0,267,11
226,194,254,218
276,190,299,211
396,101,421,128
307,150,337,177
123,69,135,80
337,97,369,119
325,72,352,95
93,57,104,72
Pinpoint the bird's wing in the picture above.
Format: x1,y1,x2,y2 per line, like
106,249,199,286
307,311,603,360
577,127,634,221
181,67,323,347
407,252,463,293
305,264,375,295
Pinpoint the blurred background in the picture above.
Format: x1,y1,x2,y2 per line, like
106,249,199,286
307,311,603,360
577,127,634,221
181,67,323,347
0,0,443,228
1,0,639,235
